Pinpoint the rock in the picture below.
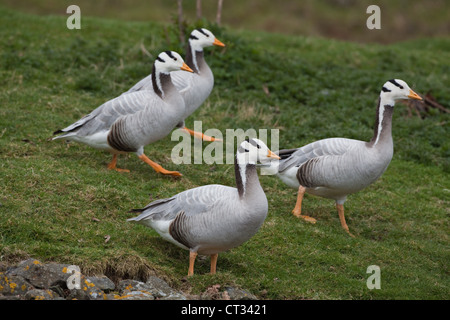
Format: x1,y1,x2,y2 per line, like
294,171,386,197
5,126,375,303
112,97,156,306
6,259,74,289
199,284,229,300
87,276,115,292
116,290,155,300
191,285,257,300
0,272,34,296
145,276,186,300
66,288,91,300
224,287,258,300
25,289,58,300
116,279,155,300
114,280,154,300
6,259,107,300
0,294,21,300
118,279,152,293
115,277,186,300
104,293,119,300
0,258,259,300
78,277,107,300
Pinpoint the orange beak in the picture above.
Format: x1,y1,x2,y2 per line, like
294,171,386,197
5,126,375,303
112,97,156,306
407,89,422,100
213,38,226,47
180,62,194,73
267,150,280,160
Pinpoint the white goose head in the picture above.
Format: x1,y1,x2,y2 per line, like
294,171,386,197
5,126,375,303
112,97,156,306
189,28,225,51
154,51,193,74
380,79,422,106
235,138,280,197
371,79,422,147
237,138,280,165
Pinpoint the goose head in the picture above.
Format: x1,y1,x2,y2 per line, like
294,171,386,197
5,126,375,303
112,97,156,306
189,28,225,51
380,79,422,106
154,51,193,74
237,138,280,165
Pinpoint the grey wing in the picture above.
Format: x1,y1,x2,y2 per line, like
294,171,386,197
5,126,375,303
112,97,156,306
278,138,358,173
125,71,191,95
55,91,155,137
127,184,237,223
125,75,153,93
170,70,192,94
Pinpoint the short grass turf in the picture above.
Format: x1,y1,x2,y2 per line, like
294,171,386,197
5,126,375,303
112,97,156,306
0,7,449,299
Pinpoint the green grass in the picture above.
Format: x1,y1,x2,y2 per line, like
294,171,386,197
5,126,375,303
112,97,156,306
0,7,449,299
2,0,449,43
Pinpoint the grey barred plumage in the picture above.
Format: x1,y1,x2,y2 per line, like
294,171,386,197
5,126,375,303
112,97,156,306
107,117,137,153
127,139,280,276
53,51,193,175
266,79,422,236
296,157,320,188
124,28,225,141
169,211,193,249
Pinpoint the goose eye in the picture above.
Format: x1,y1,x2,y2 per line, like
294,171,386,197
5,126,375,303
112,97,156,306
244,148,250,152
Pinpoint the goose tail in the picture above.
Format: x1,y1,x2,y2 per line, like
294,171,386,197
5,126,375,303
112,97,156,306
257,148,298,176
277,148,298,160
127,197,176,223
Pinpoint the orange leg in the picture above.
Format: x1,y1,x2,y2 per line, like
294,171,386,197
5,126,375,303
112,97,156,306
292,186,317,223
336,203,354,237
188,251,198,276
183,127,222,142
210,254,218,275
138,154,182,176
107,154,130,172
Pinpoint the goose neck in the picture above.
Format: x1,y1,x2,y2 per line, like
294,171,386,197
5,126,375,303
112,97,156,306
369,97,394,147
185,42,205,74
234,158,262,200
151,64,176,99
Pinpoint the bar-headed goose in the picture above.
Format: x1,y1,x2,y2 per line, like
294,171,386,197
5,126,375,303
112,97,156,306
126,28,225,141
127,138,280,276
266,79,422,236
53,51,193,176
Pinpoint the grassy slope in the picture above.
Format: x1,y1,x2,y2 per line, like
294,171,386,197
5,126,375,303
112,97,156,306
0,7,449,299
2,0,450,43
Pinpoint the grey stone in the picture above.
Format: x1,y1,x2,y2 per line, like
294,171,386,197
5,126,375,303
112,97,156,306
117,277,186,300
145,276,186,300
0,272,34,296
6,258,74,289
25,289,58,300
118,290,155,300
104,293,120,300
75,277,106,300
66,288,91,300
118,279,153,294
0,294,21,300
87,276,115,292
224,287,257,300
0,259,258,300
115,279,156,300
